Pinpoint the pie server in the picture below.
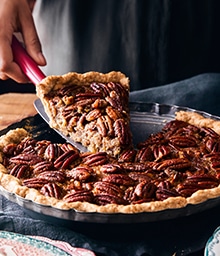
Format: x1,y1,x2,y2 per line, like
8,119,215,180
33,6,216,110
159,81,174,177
12,35,88,152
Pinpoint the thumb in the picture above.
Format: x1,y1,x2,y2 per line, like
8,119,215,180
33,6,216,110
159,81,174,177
23,32,47,67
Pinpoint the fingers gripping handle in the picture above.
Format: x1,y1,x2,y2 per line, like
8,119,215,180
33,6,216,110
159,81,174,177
11,35,46,84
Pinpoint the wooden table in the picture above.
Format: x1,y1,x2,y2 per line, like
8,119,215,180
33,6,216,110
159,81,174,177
0,93,38,130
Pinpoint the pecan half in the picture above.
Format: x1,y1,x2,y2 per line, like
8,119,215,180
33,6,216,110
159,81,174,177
124,187,137,203
90,82,110,97
86,109,102,121
106,82,128,99
93,181,123,196
134,181,157,199
54,150,80,169
96,115,114,137
66,166,93,181
57,84,76,96
37,170,66,182
118,149,137,163
105,106,121,121
35,140,51,156
185,174,218,187
169,135,198,148
40,183,63,199
100,163,123,174
153,158,191,171
136,147,154,162
62,106,78,123
162,120,188,133
10,153,42,165
23,178,48,189
153,145,171,161
63,190,93,203
156,187,180,200
61,143,78,152
9,164,30,179
33,161,54,175
113,119,131,146
17,138,37,152
44,143,63,160
177,174,219,197
75,98,96,110
123,187,152,204
105,93,123,112
21,145,35,155
82,152,108,166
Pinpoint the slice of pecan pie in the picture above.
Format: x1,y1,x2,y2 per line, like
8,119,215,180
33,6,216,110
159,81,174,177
1,111,220,214
36,71,132,157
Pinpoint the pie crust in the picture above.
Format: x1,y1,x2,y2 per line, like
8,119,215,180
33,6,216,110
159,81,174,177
1,111,220,213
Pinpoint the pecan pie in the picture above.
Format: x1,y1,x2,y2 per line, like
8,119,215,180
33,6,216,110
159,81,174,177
1,111,220,213
35,71,132,157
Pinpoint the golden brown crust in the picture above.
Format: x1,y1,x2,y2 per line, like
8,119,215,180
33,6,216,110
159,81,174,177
1,109,220,214
176,110,220,134
36,71,129,97
0,128,29,151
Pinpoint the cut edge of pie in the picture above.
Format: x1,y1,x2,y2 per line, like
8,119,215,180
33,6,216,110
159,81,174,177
36,71,132,157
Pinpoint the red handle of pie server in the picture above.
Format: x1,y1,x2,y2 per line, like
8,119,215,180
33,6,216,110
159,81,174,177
11,35,46,84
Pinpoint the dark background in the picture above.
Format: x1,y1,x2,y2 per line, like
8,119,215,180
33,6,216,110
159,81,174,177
1,0,220,93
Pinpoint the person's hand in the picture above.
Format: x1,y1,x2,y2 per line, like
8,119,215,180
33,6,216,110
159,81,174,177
0,0,46,83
